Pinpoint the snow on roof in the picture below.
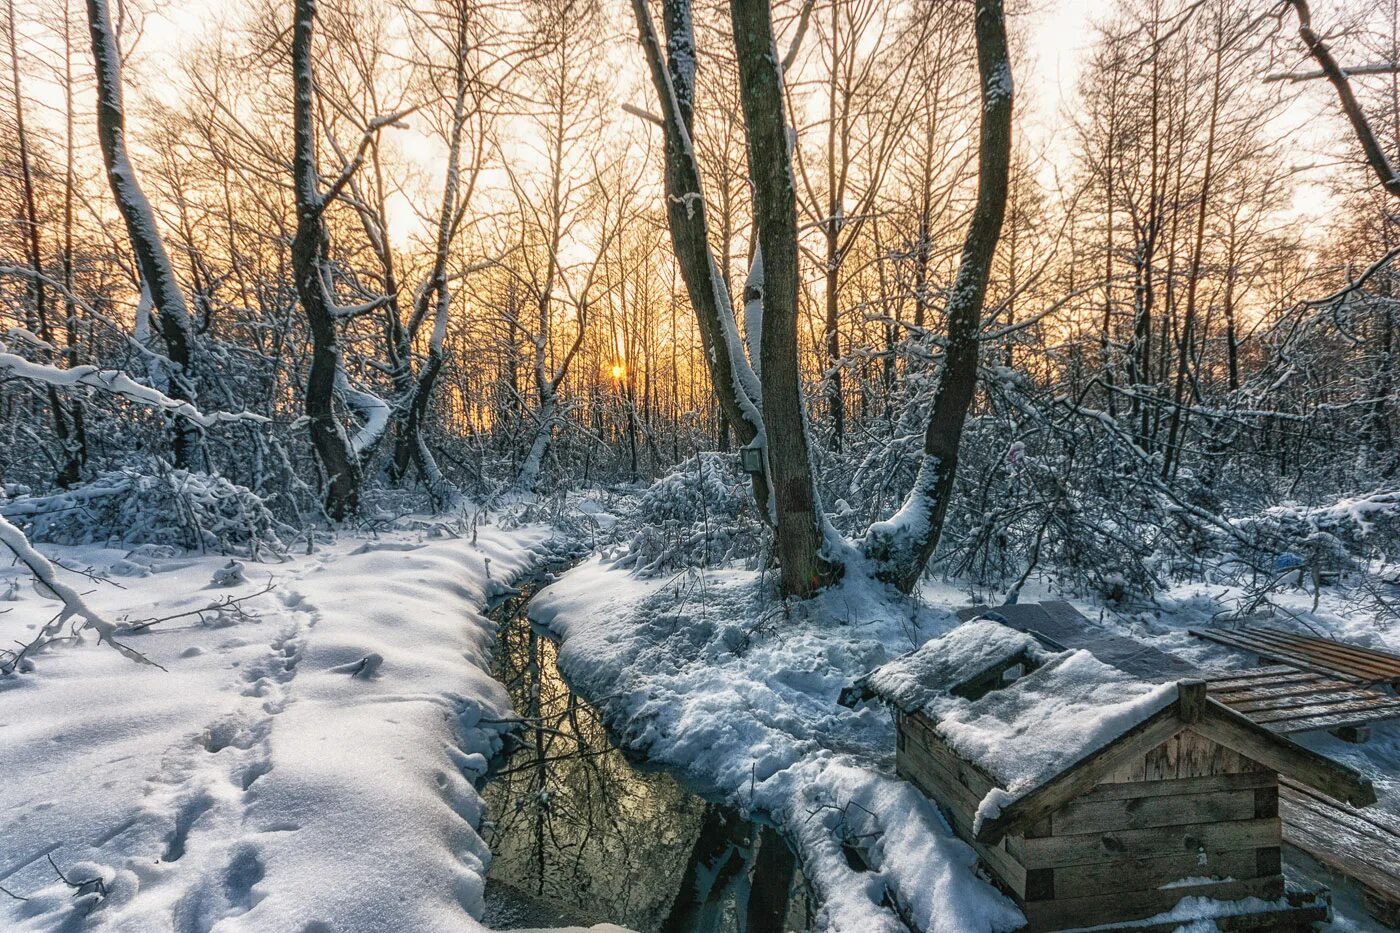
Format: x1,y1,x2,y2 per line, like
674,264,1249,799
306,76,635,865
862,617,1051,713
867,619,1179,832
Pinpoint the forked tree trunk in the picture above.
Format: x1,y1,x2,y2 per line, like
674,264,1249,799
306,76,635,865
291,0,361,520
395,26,473,508
629,0,771,518
862,0,1012,593
86,0,201,468
730,0,835,597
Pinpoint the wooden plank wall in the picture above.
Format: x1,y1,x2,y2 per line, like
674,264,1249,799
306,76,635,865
897,713,1287,933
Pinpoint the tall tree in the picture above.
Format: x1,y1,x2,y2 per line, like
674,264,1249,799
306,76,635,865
731,0,834,596
85,0,201,467
863,0,1013,593
628,0,770,517
289,0,394,518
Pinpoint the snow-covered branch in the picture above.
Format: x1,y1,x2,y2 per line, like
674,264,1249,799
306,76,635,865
0,351,268,428
0,516,163,672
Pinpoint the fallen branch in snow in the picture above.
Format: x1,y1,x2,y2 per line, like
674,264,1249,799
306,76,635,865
118,576,276,633
0,515,165,673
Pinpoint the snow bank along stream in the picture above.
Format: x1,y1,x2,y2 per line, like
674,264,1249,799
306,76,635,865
480,568,813,932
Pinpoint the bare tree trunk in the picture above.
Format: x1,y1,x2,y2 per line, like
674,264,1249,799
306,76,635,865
291,0,361,519
629,0,771,517
731,0,835,596
862,0,1012,593
60,1,87,485
398,18,474,507
1163,25,1223,480
86,0,201,468
7,0,77,487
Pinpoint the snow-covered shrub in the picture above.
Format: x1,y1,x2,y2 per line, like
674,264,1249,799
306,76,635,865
1246,491,1400,563
2,465,289,556
608,453,767,575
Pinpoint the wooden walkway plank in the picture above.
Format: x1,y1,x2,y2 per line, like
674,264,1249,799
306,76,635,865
1266,708,1400,734
1250,695,1400,725
1198,665,1400,735
1190,629,1360,681
1189,627,1400,685
1191,625,1400,686
1238,630,1400,682
1247,628,1400,670
1211,677,1353,705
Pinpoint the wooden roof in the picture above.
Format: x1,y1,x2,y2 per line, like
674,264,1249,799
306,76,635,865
955,600,1198,682
851,616,1378,846
974,681,1377,844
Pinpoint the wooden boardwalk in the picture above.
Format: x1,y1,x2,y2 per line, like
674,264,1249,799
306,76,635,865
1190,625,1400,688
1281,777,1400,926
1201,665,1400,737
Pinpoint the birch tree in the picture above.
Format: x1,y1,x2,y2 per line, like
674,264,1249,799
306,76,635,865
85,0,202,468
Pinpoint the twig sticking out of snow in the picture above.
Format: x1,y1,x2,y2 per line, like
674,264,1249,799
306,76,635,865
45,853,108,915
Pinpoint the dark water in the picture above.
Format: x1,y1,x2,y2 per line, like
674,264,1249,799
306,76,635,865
481,573,814,933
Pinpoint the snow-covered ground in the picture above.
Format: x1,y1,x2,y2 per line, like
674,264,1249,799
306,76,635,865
529,555,1399,933
0,518,617,932
4,489,1395,933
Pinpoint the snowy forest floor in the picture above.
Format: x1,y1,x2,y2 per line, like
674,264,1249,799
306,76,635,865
2,494,1397,933
530,542,1400,932
0,517,628,933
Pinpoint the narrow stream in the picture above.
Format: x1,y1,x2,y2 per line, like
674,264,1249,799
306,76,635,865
481,570,815,933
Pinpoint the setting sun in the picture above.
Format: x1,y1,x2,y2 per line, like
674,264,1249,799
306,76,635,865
609,363,626,380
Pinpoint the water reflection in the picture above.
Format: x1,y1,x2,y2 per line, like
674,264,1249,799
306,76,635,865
482,576,812,933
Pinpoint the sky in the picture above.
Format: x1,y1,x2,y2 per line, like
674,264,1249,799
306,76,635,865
17,0,1340,252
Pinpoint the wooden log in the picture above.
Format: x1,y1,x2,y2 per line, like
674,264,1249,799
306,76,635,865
1080,772,1273,800
901,711,999,797
1017,816,1281,869
1051,788,1257,836
1035,848,1266,901
1020,875,1287,933
897,743,1029,895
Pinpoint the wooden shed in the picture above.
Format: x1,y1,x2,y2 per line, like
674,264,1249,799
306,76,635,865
846,618,1378,932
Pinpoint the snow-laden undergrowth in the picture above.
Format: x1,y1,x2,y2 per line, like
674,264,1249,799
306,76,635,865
3,467,290,556
0,521,570,932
